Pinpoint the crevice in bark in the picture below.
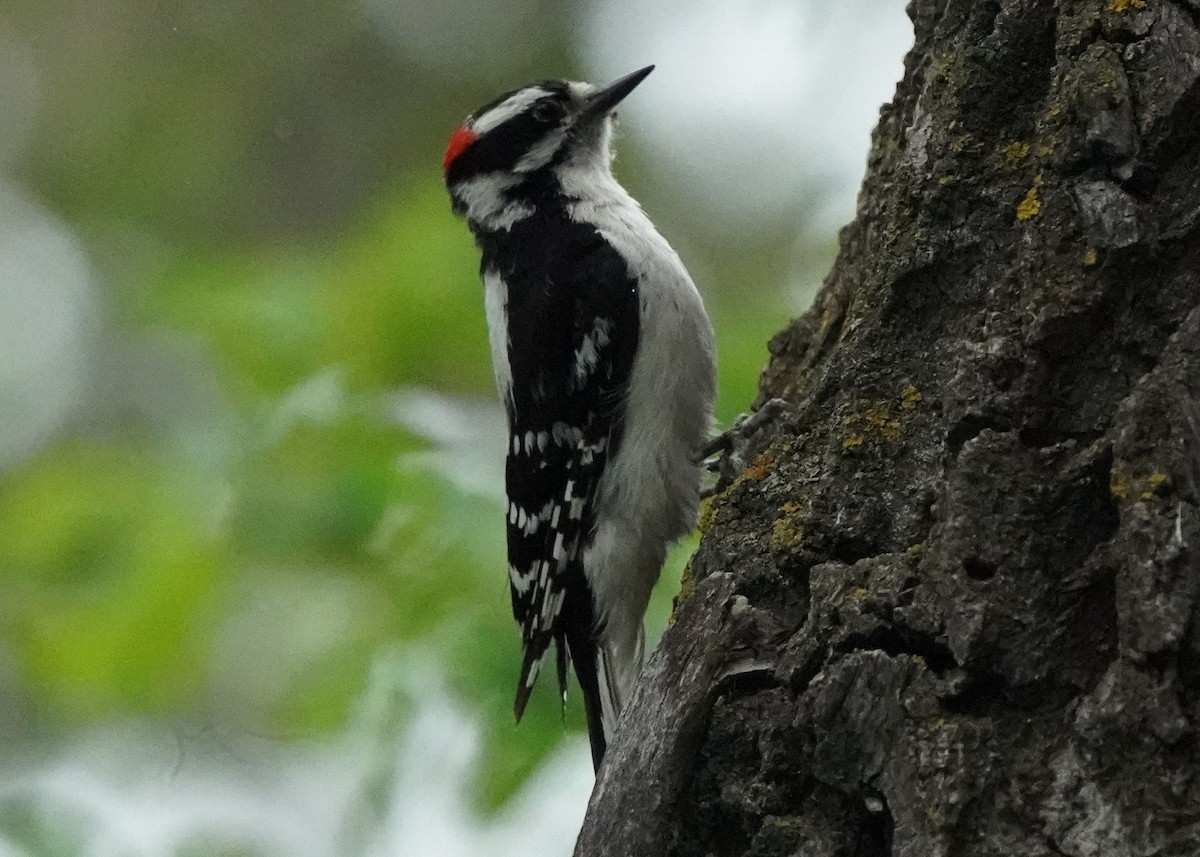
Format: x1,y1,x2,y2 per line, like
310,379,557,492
961,556,996,581
856,789,895,857
1044,834,1071,857
837,628,958,677
939,669,1009,715
945,414,1010,454
713,664,780,702
1015,424,1101,449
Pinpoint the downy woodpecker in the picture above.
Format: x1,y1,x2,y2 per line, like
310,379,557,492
443,66,716,770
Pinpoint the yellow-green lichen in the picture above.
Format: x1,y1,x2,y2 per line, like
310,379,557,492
937,175,958,187
1001,141,1030,166
840,388,924,451
678,563,696,600
1141,471,1168,500
907,542,925,559
1111,465,1169,502
672,563,698,624
1111,467,1130,499
864,406,902,442
930,53,968,91
948,133,976,154
850,587,869,602
770,501,806,553
1083,248,1099,266
697,495,718,535
1016,175,1044,221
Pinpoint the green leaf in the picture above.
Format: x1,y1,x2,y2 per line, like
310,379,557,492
0,440,225,721
318,178,493,392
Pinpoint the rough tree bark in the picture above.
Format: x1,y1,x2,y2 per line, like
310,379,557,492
575,1,1200,855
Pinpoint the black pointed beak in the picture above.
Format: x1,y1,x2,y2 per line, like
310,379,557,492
580,65,655,121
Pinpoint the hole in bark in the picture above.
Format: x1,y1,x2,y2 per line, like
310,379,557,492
1018,424,1063,448
947,414,1011,454
1144,648,1177,676
839,627,958,675
963,557,996,580
1006,680,1076,710
714,663,779,701
1017,424,1105,449
857,788,894,857
942,670,1008,715
1045,834,1072,856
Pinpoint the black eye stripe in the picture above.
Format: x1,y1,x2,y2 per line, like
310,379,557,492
532,101,565,123
446,80,575,182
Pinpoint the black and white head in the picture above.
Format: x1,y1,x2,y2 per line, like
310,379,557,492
443,66,654,226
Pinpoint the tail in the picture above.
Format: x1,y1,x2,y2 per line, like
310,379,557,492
566,630,609,769
512,626,644,772
512,630,610,769
569,625,645,772
512,643,546,725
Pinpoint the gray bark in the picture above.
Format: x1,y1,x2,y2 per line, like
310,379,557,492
576,1,1200,854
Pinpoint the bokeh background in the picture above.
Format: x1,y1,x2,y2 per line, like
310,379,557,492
0,2,912,854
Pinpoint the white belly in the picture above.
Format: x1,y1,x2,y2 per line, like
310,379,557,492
571,178,717,681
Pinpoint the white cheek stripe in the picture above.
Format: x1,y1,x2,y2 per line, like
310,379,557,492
515,127,568,173
455,174,533,231
472,87,551,135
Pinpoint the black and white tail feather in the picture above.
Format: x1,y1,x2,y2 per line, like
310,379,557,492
444,65,716,770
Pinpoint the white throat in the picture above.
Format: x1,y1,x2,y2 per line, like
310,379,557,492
454,173,534,232
455,118,620,232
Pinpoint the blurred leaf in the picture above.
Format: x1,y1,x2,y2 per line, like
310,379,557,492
233,407,407,560
273,640,379,736
319,178,492,392
0,440,225,721
444,605,576,812
178,837,273,857
0,795,86,857
139,252,328,396
709,289,797,425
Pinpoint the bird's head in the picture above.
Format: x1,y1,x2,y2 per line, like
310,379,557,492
443,66,654,225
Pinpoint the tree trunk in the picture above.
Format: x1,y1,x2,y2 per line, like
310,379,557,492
575,1,1200,854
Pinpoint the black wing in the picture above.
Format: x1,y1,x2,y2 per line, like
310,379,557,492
484,217,639,763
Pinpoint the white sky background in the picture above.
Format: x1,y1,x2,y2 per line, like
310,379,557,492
583,0,913,233
0,2,913,855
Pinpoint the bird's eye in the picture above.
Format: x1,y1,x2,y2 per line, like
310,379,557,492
532,101,563,123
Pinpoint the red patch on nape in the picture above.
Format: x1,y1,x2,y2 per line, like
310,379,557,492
443,125,478,176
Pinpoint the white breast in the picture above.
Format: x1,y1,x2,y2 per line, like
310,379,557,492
562,166,717,696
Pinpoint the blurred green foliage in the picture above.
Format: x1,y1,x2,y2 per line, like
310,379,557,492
1,440,223,720
0,0,827,825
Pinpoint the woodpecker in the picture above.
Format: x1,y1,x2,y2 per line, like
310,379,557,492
442,65,716,770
